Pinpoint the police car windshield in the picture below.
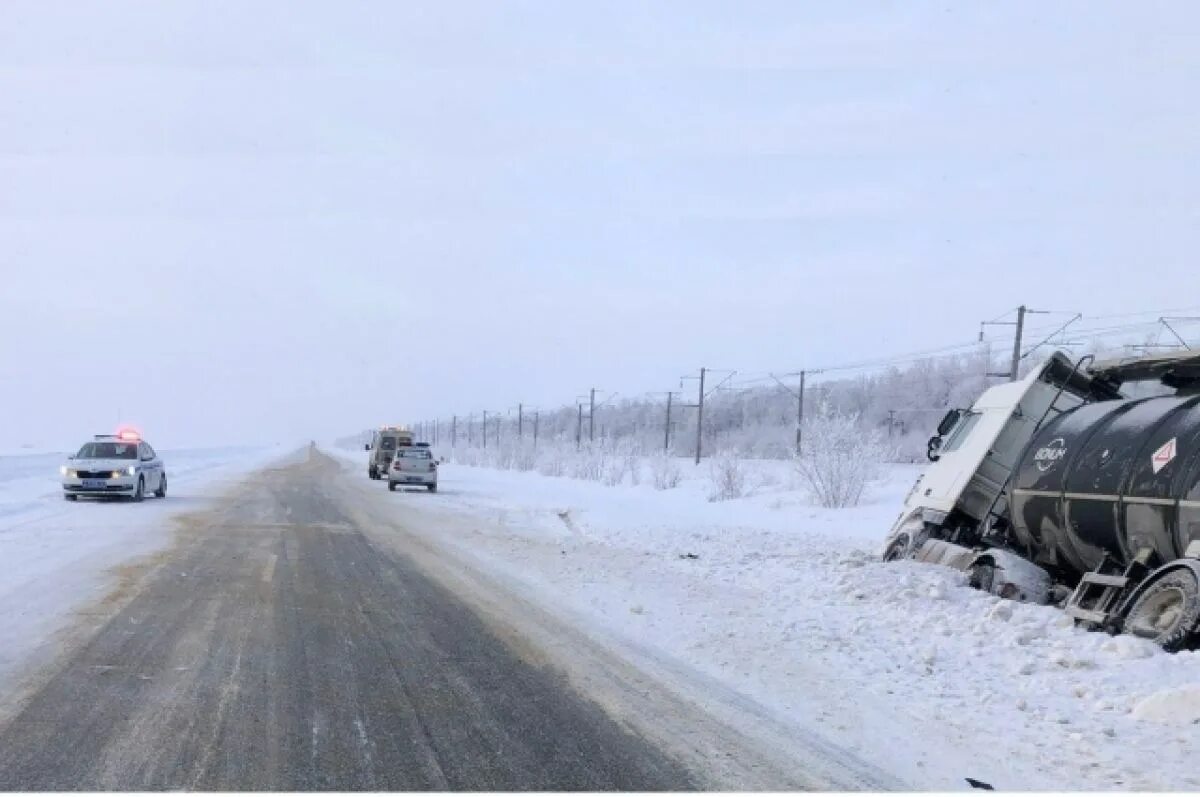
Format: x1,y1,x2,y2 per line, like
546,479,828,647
76,442,138,460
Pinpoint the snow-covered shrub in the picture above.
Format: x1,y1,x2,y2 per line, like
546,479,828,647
602,456,627,486
511,444,537,472
793,402,887,508
536,444,568,477
650,452,681,490
626,448,642,486
707,450,746,502
570,444,608,482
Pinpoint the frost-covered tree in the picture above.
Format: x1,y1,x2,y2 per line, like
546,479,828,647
793,403,889,508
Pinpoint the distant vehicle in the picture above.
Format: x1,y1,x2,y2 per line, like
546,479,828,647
388,445,438,493
366,426,414,479
61,430,167,502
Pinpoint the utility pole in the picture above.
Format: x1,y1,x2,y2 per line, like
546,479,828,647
768,370,812,457
589,388,597,443
982,305,1048,380
467,414,473,446
1009,304,1026,383
796,370,806,456
576,404,583,450
887,409,896,440
679,367,731,464
695,367,706,465
482,410,488,449
533,411,540,449
518,403,524,440
452,415,457,448
664,391,674,452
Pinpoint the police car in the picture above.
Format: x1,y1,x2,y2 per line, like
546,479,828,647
61,430,167,502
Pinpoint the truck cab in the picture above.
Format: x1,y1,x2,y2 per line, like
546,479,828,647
884,352,1114,562
366,427,414,479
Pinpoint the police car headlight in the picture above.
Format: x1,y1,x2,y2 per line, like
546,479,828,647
112,471,123,479
125,466,136,476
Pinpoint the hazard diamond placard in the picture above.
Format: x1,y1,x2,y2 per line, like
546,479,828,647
1151,437,1177,474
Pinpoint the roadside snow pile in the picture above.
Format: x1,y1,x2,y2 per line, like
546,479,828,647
1132,684,1200,726
356,453,1200,790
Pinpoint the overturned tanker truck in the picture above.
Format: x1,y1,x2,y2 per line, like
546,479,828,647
883,349,1200,650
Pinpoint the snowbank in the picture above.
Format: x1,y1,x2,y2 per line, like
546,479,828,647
336,448,1200,790
1132,684,1200,726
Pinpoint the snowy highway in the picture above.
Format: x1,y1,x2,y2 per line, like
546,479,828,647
0,450,693,789
2,445,1199,790
0,448,891,790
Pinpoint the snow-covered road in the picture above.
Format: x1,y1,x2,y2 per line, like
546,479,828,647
334,448,1200,791
0,445,287,709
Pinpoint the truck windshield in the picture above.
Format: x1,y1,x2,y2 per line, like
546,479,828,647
76,442,138,460
379,437,397,450
941,412,982,454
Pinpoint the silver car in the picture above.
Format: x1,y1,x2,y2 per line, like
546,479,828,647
61,432,167,502
387,446,438,492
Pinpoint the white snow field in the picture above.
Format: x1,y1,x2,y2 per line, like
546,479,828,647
0,445,286,698
336,448,1200,791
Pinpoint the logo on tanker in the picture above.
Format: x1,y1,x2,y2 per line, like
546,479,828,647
1034,437,1068,472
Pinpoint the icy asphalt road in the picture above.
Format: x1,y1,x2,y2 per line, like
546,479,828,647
0,449,897,790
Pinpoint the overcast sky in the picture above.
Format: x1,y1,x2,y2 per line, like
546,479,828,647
3,1,1199,448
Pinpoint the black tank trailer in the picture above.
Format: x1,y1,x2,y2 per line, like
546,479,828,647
1008,352,1200,650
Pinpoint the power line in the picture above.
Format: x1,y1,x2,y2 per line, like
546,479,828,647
429,303,1200,438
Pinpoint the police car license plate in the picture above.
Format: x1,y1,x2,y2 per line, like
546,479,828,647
82,479,107,488
405,476,421,482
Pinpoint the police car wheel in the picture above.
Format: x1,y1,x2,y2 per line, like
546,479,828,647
155,474,167,498
387,481,397,492
132,477,145,502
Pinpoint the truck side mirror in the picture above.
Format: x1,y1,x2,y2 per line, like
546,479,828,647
364,443,371,451
937,409,963,437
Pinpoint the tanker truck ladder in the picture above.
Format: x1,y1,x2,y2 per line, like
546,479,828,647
978,354,1098,546
1064,548,1156,629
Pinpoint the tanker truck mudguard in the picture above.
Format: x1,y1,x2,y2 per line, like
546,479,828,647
883,349,1200,651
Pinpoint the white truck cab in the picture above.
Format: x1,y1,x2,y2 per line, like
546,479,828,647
884,352,1102,564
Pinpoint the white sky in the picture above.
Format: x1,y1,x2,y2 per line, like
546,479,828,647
3,1,1199,447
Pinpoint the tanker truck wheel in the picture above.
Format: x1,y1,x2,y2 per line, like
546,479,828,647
883,535,911,562
968,562,996,593
1123,567,1200,652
